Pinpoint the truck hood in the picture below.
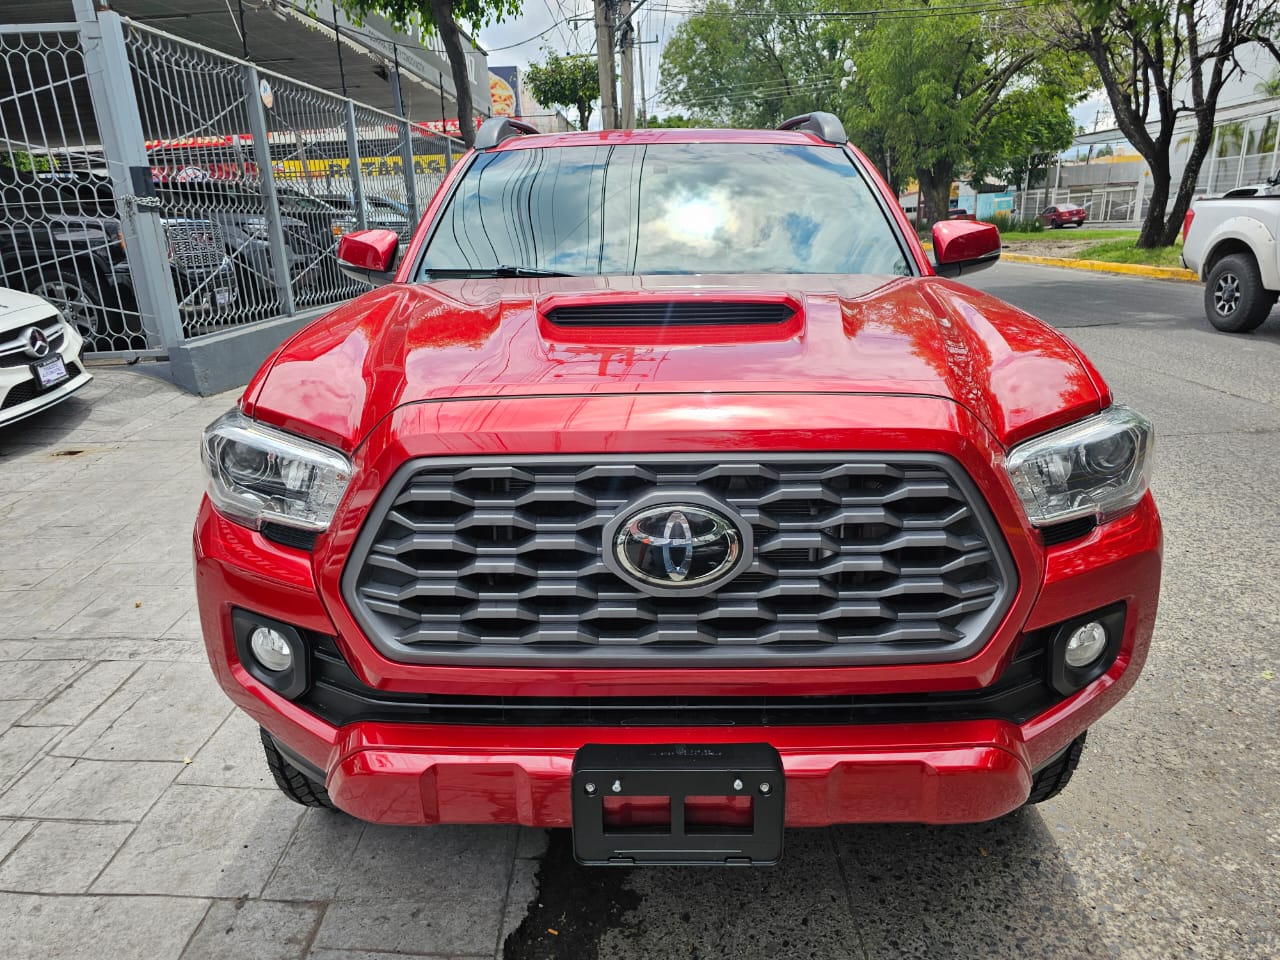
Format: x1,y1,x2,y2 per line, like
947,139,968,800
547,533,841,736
247,274,1105,452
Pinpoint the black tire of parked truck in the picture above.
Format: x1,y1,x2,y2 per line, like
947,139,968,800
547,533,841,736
260,728,335,809
1024,732,1087,805
1205,253,1276,333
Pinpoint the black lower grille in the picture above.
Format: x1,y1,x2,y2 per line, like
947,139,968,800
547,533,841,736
343,454,1016,668
297,630,1060,727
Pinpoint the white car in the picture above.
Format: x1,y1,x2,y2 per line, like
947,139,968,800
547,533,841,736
1181,175,1280,333
0,288,93,427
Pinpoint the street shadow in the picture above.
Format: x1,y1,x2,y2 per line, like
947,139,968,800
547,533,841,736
503,809,1107,960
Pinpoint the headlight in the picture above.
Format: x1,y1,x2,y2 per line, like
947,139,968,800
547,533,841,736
201,408,351,531
241,217,270,241
1004,404,1153,526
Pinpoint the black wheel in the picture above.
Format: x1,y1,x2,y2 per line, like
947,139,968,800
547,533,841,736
1049,218,1059,229
260,728,335,809
1024,732,1086,805
1205,253,1273,333
31,276,106,343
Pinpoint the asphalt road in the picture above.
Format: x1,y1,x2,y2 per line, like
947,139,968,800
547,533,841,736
505,263,1280,960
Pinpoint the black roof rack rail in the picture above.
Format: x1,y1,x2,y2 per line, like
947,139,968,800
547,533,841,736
474,117,541,150
776,111,848,145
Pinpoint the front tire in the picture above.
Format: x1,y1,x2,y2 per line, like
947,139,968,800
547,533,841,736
1205,253,1274,333
261,728,335,809
1024,733,1086,805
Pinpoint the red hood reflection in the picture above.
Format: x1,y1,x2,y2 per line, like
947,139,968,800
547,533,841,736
246,273,1103,452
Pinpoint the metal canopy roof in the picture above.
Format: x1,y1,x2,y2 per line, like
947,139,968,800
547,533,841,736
3,0,490,132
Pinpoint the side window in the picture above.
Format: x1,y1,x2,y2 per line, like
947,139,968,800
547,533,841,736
1042,206,1055,215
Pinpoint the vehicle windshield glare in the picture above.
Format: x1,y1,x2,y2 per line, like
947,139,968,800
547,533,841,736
419,143,911,279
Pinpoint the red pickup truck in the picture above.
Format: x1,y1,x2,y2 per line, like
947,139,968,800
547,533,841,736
195,114,1161,865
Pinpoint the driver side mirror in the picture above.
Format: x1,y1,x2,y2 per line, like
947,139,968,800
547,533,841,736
931,220,1000,278
336,229,400,286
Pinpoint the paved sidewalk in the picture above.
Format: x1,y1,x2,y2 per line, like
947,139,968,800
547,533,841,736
0,370,542,960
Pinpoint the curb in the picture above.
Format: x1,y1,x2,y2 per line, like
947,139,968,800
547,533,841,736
1001,252,1199,283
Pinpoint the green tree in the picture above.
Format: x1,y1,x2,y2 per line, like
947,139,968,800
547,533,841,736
857,4,1087,226
525,52,599,131
329,0,523,149
1056,0,1280,247
660,0,1087,224
645,114,699,128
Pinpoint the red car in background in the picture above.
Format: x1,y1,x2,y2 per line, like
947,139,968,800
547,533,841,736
195,113,1161,866
1042,203,1088,228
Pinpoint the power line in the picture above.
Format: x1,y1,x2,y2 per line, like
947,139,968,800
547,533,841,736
645,0,1045,21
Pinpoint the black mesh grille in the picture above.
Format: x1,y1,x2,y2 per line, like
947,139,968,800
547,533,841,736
297,629,1060,727
545,302,794,327
343,455,1015,668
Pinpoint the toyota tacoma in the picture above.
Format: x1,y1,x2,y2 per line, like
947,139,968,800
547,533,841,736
195,114,1162,865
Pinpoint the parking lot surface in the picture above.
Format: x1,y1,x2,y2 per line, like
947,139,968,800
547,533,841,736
1,262,1277,959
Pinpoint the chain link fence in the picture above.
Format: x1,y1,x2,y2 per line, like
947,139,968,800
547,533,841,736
0,13,460,360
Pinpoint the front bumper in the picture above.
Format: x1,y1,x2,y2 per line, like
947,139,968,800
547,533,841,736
195,488,1161,827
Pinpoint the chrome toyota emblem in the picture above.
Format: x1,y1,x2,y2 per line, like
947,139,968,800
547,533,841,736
23,327,51,359
602,492,754,597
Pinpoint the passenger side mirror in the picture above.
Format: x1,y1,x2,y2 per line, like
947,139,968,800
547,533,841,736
931,220,1000,278
336,229,400,286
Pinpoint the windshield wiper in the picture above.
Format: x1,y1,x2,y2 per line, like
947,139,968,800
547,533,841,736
423,265,578,279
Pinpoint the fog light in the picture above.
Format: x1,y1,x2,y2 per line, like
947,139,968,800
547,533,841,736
250,626,294,672
1064,621,1108,667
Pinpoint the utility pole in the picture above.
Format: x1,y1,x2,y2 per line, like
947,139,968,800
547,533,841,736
636,30,646,128
593,0,618,129
618,0,635,128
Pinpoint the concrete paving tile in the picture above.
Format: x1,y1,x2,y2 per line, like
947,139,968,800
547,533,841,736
163,606,204,641
24,759,181,822
0,817,36,861
26,638,204,663
63,561,194,592
514,827,549,860
0,820,134,893
0,726,59,792
179,899,323,960
0,659,82,698
0,588,94,636
92,784,306,898
0,891,210,960
0,699,37,732
79,661,229,762
49,661,168,758
178,710,273,789
309,952,486,960
23,660,141,727
262,808,368,901
314,898,504,957
0,641,33,660
58,586,197,640
336,824,517,901
0,756,76,817
497,857,538,958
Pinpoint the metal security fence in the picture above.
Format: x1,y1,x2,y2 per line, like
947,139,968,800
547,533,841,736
0,27,152,353
0,6,460,360
1017,186,1148,226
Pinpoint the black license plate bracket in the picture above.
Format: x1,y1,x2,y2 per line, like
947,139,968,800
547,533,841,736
571,742,784,866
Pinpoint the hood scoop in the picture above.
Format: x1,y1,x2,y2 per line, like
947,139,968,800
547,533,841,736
537,291,802,345
545,300,795,327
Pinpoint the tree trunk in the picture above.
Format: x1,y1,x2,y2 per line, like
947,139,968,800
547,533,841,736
918,161,955,229
1136,156,1171,248
429,0,476,150
576,101,592,131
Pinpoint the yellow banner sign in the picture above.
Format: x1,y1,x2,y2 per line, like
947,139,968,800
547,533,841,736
275,154,449,179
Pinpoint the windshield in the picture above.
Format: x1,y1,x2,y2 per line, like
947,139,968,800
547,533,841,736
418,142,910,278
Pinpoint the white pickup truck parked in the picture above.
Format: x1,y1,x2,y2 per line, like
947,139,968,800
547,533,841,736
1182,174,1280,332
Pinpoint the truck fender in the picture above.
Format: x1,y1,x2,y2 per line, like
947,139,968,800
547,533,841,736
1200,217,1279,291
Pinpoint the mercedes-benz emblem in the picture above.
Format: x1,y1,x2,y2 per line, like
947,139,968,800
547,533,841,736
602,491,754,597
22,327,51,360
